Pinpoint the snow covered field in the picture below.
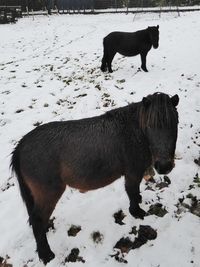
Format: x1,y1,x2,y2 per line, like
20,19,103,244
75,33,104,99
0,11,200,267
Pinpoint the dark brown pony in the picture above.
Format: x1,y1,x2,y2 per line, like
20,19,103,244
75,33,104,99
11,92,179,264
101,26,159,73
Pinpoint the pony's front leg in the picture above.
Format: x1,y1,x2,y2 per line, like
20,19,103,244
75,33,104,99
125,175,146,219
140,52,148,72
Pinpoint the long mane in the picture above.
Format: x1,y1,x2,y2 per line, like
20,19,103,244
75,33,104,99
138,93,178,130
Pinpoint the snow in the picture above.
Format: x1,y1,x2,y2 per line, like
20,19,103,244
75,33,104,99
0,11,200,267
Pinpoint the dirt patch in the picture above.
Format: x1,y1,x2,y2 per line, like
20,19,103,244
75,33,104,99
75,94,87,98
113,210,126,225
147,203,168,217
91,231,104,244
68,225,81,237
0,256,12,267
65,248,85,263
112,225,157,263
33,121,43,127
110,251,128,264
156,181,169,190
132,225,157,249
176,193,200,218
114,237,134,253
193,173,200,187
1,178,14,192
163,175,171,184
15,109,24,113
190,197,200,217
129,226,137,235
194,157,200,166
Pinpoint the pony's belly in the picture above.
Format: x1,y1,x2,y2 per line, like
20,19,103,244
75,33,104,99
62,171,121,192
118,49,139,57
60,162,123,192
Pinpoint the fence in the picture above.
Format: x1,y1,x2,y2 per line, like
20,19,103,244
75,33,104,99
0,0,200,16
56,0,200,14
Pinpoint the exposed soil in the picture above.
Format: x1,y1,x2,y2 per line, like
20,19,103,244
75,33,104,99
156,181,169,190
193,173,200,187
113,210,126,225
194,157,200,166
176,193,200,218
1,178,14,192
132,225,157,249
0,256,12,267
91,231,104,244
129,226,137,235
114,237,134,253
147,203,168,217
190,197,200,217
68,225,81,237
112,225,157,263
65,248,85,263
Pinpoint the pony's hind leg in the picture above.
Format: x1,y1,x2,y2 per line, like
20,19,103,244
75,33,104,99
101,39,108,72
30,205,55,264
107,51,116,73
27,178,65,264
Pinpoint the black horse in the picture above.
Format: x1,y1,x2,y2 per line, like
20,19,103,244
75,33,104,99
101,25,159,73
11,92,179,264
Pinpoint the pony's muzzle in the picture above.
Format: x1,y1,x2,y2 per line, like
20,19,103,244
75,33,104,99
154,160,174,175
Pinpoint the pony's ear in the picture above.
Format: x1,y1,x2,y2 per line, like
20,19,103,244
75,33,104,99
157,25,159,29
171,94,179,107
142,97,151,108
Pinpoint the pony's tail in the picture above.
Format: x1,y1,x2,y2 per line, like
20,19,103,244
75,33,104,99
10,146,34,221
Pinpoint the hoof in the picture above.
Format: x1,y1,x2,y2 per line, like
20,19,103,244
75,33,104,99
101,66,107,72
141,66,148,72
138,194,142,204
129,207,146,220
108,69,113,73
39,249,55,265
